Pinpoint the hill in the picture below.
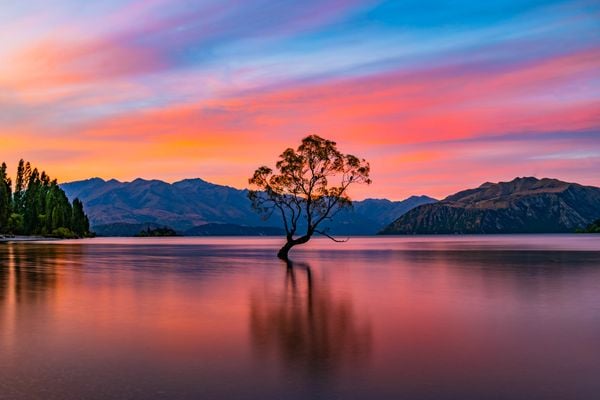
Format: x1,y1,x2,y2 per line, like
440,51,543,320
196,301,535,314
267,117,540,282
184,223,285,236
576,219,600,233
380,177,600,234
61,178,436,236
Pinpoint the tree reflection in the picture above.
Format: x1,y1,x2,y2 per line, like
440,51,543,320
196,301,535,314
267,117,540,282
0,246,9,303
249,260,372,376
0,243,63,305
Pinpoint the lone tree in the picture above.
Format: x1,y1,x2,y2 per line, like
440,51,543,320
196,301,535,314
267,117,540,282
249,135,371,260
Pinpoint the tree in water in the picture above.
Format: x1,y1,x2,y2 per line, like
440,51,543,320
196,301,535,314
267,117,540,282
248,135,371,260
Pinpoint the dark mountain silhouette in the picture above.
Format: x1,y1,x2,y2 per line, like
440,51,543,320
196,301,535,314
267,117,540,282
184,223,285,236
92,222,168,237
61,178,436,236
380,177,600,234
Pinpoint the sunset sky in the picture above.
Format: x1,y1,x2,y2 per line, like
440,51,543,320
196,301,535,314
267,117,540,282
1,0,599,200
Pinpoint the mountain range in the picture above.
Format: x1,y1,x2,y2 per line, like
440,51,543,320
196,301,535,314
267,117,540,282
381,177,600,234
61,178,436,236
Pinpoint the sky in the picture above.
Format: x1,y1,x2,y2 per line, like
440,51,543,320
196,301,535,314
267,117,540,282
1,0,599,200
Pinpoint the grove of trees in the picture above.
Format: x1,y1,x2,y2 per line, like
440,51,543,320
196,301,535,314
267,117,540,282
0,160,91,238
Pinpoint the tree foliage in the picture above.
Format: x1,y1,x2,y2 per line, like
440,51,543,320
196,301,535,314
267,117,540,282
0,159,91,238
0,163,12,229
248,135,371,259
576,219,600,233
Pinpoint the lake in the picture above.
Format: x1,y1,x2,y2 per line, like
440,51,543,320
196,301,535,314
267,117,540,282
1,235,599,399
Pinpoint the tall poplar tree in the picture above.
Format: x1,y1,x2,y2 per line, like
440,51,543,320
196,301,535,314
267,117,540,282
0,163,12,232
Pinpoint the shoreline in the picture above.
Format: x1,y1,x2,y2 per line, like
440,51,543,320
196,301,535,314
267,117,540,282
0,236,62,243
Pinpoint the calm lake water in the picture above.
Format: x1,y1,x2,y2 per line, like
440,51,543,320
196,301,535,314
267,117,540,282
1,235,599,399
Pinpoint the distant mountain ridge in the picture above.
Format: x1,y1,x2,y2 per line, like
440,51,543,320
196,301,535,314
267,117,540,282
381,177,600,234
61,178,436,236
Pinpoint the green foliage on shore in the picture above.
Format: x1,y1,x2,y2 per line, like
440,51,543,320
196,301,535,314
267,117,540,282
0,159,92,238
576,219,600,233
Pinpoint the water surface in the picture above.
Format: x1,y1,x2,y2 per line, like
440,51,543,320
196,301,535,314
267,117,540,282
1,236,599,399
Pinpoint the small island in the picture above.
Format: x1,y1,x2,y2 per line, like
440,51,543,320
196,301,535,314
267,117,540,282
135,226,178,237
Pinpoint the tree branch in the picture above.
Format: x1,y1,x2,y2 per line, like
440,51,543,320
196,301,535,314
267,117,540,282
314,229,349,243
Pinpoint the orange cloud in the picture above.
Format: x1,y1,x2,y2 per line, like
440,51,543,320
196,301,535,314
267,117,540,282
1,45,599,199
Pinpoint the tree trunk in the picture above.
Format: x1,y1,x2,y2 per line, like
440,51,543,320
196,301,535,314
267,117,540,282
277,241,294,260
277,234,311,260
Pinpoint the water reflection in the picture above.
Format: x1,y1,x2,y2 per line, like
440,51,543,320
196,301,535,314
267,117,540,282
0,243,70,308
0,237,598,400
250,260,372,377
